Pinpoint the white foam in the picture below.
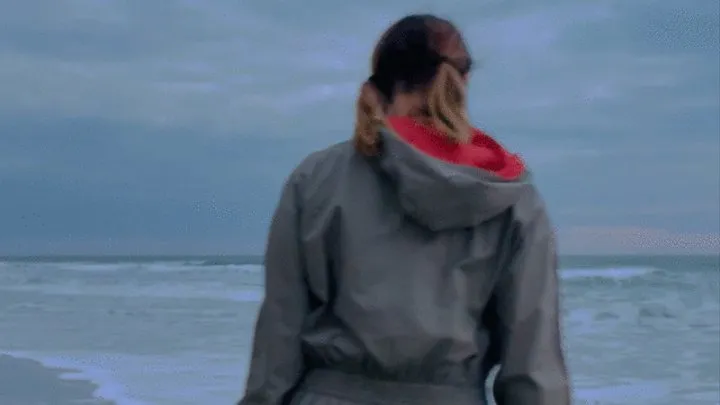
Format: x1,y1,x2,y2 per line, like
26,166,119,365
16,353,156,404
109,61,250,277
1,350,145,405
221,264,264,273
561,267,658,281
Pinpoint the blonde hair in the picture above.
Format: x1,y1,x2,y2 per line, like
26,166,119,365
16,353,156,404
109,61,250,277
353,16,472,156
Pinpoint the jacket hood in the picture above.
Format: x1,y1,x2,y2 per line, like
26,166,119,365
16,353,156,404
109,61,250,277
376,116,531,231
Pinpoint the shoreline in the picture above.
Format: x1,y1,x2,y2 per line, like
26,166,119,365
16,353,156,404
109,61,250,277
0,354,116,405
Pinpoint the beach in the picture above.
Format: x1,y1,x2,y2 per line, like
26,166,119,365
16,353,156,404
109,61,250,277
0,354,114,405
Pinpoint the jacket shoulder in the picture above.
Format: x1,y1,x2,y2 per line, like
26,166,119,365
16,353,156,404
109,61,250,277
286,141,354,205
292,141,353,181
508,180,554,249
513,182,548,221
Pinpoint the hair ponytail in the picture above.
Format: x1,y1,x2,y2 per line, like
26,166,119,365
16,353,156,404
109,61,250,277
427,62,472,143
353,80,387,156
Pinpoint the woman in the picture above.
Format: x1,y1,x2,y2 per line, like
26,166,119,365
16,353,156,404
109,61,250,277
238,14,570,405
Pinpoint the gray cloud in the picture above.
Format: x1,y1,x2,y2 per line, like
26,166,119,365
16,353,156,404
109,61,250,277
0,0,718,254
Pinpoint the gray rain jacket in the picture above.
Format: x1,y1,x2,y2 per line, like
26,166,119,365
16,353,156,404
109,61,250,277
238,120,571,405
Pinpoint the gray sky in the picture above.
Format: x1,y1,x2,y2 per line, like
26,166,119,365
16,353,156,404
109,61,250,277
0,1,718,255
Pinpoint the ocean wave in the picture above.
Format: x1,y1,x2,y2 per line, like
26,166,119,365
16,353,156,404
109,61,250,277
3,282,264,301
140,262,263,273
561,266,659,281
199,257,263,266
4,259,660,282
0,260,265,273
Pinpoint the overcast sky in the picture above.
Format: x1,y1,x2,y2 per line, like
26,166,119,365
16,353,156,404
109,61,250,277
0,1,718,255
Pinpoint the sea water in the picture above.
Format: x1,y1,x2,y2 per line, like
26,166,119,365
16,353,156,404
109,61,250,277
0,255,718,405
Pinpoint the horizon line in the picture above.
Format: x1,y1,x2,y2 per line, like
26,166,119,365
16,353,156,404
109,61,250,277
1,252,718,259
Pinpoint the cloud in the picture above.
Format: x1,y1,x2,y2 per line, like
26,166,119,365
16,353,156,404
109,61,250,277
0,1,717,254
0,1,372,135
2,0,716,139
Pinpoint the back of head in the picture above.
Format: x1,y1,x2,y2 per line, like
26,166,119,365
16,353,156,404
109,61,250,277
354,14,473,156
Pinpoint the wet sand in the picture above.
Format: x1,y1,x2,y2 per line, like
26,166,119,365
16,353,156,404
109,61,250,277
0,354,115,405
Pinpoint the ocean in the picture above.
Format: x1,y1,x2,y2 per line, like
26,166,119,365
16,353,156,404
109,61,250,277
0,255,718,405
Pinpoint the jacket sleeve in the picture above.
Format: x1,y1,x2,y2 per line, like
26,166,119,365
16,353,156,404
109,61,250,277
491,203,571,405
238,177,308,405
